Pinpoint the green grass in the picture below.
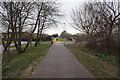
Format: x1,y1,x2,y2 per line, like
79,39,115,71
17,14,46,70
51,37,71,42
56,37,71,42
56,37,64,41
79,47,118,65
2,43,51,78
65,44,118,78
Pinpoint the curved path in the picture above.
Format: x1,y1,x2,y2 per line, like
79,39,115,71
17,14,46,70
31,44,94,78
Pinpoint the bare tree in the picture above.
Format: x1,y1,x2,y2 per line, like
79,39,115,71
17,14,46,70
71,3,94,35
87,1,120,54
71,0,120,55
0,1,62,54
0,2,35,54
34,2,62,47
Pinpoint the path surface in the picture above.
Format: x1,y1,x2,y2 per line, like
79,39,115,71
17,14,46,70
31,44,94,78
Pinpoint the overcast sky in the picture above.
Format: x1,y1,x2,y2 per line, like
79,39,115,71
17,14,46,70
0,0,115,35
0,0,85,35
44,1,84,36
44,0,116,35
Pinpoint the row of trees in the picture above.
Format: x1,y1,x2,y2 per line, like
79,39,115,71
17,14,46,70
71,1,120,56
0,1,61,54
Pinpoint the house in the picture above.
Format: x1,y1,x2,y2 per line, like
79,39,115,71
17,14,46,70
2,32,12,39
2,32,30,39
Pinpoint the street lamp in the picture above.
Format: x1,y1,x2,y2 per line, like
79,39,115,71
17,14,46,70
63,22,66,31
63,22,66,45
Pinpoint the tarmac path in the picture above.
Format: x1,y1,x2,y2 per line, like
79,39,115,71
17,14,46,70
31,44,94,78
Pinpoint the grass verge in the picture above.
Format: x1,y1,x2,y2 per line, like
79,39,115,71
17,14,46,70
2,43,51,78
65,44,118,78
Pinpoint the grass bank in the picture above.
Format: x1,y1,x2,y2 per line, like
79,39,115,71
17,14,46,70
65,44,118,78
2,43,51,78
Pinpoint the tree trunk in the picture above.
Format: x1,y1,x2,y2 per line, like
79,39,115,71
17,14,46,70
23,2,43,52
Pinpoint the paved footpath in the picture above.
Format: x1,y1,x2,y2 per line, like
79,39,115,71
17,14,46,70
31,44,94,78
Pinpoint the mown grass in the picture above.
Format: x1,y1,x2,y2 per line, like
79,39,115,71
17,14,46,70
57,37,71,42
65,44,118,78
56,37,64,41
52,37,71,42
2,43,51,78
